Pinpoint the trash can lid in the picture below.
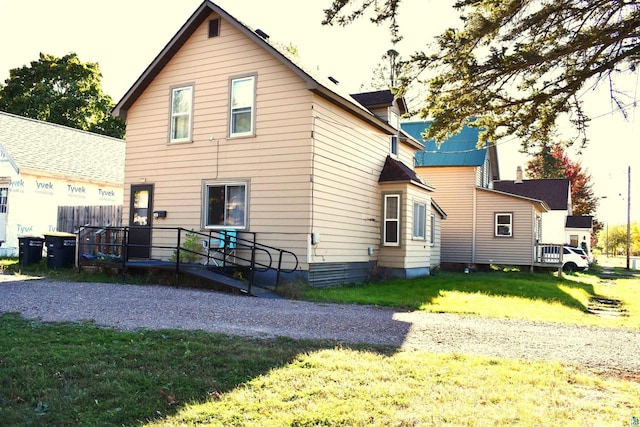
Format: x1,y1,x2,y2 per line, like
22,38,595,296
18,235,45,239
43,232,77,237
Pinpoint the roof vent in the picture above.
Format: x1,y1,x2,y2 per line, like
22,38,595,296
328,76,339,85
255,29,269,39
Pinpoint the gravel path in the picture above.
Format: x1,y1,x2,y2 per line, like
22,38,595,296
1,276,639,372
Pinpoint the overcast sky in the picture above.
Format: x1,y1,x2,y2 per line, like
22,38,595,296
1,0,637,223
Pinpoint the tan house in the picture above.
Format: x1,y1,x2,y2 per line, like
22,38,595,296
402,121,550,270
113,1,444,286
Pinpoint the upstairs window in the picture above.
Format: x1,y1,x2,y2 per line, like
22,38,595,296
229,75,256,137
495,213,513,237
170,85,193,143
390,135,398,157
383,194,400,246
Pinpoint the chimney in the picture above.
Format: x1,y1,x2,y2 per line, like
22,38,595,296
515,166,523,184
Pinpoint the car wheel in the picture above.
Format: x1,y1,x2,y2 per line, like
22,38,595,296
563,262,577,272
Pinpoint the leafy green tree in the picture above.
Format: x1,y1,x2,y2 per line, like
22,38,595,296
323,0,640,150
0,52,124,138
526,142,598,217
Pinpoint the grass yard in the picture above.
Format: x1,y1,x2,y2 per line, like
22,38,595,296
0,313,638,426
1,259,640,425
300,267,640,329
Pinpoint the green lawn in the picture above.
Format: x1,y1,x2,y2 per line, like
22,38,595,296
1,313,638,427
299,267,640,329
1,260,640,425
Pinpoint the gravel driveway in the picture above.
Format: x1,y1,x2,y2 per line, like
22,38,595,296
1,276,639,372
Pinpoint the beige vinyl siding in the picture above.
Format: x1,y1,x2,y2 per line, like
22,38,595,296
430,209,442,267
416,166,476,263
475,189,538,265
404,186,433,269
123,12,314,269
376,183,434,270
309,98,391,264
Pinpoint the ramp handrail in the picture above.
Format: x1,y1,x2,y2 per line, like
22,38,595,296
77,226,299,292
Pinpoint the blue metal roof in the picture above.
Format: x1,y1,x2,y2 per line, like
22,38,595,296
401,121,488,167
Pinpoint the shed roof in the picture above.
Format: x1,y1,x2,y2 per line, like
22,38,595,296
0,111,125,185
493,178,571,211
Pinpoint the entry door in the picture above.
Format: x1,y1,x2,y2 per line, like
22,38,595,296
128,184,153,259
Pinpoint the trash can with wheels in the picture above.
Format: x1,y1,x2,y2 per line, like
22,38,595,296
44,232,77,269
18,236,45,266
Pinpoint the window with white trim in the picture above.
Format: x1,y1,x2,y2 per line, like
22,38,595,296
430,213,436,245
0,187,7,213
203,181,247,229
383,194,400,246
495,213,512,237
229,75,255,137
413,201,426,240
390,135,398,156
170,86,193,142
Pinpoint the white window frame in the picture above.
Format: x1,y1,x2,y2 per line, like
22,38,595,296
169,85,193,143
412,201,426,240
229,75,256,138
390,135,399,157
202,180,248,229
430,213,436,246
495,213,513,237
383,194,400,246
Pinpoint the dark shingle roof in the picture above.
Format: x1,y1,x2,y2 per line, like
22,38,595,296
493,179,570,211
378,156,433,190
566,216,593,229
0,111,125,184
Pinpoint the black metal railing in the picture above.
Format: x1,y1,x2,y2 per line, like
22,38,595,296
77,226,299,292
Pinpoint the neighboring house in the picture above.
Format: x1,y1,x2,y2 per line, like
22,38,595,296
494,172,593,255
565,215,594,257
112,1,445,286
494,168,571,244
0,111,125,256
402,121,550,270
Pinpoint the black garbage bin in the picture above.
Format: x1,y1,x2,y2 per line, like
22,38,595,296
18,236,45,266
44,232,77,269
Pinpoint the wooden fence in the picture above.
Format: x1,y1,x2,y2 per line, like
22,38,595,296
57,205,122,233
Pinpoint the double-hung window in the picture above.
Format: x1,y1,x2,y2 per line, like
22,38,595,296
383,194,400,246
203,181,248,229
229,75,255,137
412,201,426,240
495,213,513,237
170,85,193,143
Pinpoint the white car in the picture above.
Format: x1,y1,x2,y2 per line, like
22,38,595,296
562,246,590,272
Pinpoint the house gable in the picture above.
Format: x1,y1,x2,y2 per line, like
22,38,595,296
113,1,399,138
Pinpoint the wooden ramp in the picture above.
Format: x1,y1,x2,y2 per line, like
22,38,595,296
125,260,282,299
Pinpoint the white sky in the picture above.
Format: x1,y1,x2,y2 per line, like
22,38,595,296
0,0,637,224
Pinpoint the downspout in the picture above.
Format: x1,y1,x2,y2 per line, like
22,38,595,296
309,111,316,265
472,185,477,264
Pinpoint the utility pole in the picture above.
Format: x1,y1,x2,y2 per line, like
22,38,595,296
626,166,631,270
